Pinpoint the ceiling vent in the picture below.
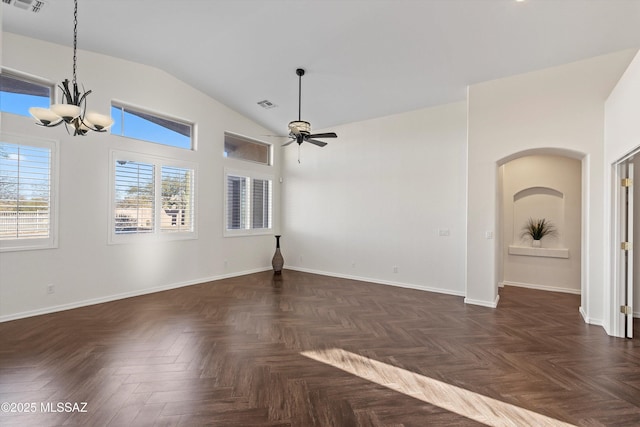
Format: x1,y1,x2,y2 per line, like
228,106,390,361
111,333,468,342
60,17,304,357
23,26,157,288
3,0,46,13
257,99,277,109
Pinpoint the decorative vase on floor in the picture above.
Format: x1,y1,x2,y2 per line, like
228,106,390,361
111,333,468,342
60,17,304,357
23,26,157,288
272,235,284,274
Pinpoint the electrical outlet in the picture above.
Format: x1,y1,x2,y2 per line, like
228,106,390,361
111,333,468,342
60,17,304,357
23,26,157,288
46,284,55,294
351,262,356,268
393,266,398,273
224,259,228,268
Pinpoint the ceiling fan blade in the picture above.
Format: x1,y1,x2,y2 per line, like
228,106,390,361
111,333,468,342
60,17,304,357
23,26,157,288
308,132,337,139
305,138,328,147
282,139,296,147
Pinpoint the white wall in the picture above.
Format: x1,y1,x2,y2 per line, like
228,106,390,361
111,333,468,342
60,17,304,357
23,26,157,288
282,102,468,296
501,155,582,293
467,49,636,318
0,33,281,320
604,49,640,336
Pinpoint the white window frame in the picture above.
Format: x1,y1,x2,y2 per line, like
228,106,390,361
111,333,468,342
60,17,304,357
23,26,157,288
224,168,273,237
0,133,59,252
109,150,197,244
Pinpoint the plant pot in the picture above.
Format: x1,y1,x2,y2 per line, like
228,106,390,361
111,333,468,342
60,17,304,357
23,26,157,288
532,239,541,248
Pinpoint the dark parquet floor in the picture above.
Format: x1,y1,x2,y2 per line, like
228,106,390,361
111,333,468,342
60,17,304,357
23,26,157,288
1,270,639,426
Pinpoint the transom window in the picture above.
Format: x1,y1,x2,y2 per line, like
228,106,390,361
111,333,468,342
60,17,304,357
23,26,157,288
111,151,196,243
0,134,57,252
111,103,194,150
0,70,52,117
224,132,271,165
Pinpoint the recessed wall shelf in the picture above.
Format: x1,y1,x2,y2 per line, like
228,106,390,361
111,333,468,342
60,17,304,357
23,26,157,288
508,245,569,259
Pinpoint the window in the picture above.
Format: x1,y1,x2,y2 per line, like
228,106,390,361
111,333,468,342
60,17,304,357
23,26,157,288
0,134,57,251
160,166,194,232
111,151,195,242
0,70,52,117
114,161,155,234
225,169,272,236
224,132,271,165
111,103,194,150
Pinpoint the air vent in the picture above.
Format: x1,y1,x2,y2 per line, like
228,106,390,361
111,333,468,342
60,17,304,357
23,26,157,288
4,0,45,13
257,99,277,109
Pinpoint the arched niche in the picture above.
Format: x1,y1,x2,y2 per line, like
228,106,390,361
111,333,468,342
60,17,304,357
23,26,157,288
512,186,564,249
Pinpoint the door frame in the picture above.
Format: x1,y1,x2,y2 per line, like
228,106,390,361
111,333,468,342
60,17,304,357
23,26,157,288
612,155,636,338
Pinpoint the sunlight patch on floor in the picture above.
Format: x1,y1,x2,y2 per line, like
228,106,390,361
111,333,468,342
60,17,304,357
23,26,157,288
301,348,575,427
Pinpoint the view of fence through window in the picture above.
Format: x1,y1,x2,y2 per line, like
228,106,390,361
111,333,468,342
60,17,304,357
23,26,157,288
0,142,52,239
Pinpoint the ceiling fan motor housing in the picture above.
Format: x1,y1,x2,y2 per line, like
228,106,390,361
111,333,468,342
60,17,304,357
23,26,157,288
288,120,311,135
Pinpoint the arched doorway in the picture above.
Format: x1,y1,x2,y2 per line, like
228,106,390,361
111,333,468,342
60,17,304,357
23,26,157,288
496,148,586,311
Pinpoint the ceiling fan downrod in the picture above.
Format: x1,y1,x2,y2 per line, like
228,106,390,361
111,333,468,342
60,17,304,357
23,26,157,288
297,68,304,121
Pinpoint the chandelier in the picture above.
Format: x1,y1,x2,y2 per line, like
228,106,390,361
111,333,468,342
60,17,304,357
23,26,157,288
28,0,113,136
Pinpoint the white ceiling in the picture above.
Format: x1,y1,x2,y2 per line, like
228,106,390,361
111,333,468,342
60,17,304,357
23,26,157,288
3,0,640,134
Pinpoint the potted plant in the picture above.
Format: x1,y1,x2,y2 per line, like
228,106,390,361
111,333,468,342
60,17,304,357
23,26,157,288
521,218,557,247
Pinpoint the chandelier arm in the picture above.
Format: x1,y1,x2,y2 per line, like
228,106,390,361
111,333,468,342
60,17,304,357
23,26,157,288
34,121,66,129
59,80,74,105
77,89,92,107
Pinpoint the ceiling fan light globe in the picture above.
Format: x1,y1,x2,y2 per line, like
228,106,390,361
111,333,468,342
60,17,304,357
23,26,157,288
288,120,311,135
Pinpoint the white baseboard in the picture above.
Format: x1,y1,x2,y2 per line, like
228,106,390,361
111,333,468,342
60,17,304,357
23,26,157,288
500,281,581,295
579,306,603,326
579,306,588,323
464,294,500,308
286,266,466,298
0,267,272,323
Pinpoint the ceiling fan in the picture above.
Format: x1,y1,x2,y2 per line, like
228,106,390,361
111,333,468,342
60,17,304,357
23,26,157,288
283,68,337,148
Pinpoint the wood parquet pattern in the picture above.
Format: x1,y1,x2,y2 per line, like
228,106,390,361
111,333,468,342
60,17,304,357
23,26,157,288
1,270,639,426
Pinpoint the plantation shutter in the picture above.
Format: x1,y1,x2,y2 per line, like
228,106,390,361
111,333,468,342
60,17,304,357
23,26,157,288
161,166,194,232
0,142,51,240
227,175,248,230
252,178,270,229
114,160,155,234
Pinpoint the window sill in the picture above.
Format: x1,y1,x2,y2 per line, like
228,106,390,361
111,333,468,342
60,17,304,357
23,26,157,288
508,245,569,259
108,232,197,245
0,241,58,252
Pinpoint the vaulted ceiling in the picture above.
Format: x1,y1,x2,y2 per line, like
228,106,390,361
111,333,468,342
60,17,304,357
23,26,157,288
3,0,640,134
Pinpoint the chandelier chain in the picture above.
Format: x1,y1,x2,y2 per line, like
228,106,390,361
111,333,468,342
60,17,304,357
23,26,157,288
72,0,78,85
